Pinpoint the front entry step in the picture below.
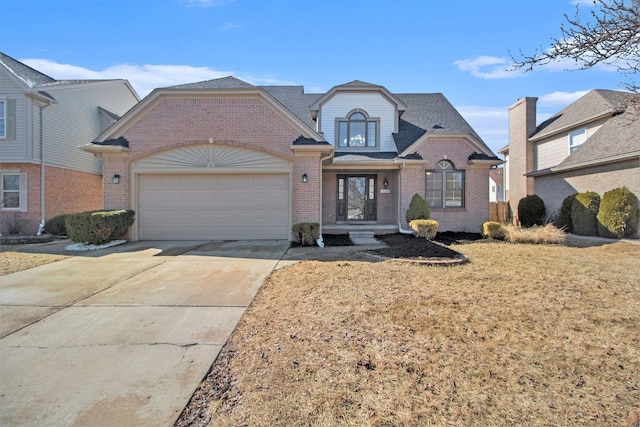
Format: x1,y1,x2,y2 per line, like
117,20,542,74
349,231,379,245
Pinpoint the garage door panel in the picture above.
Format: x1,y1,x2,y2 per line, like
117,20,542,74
138,174,290,240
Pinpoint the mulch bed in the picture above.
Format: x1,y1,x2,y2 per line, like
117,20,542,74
321,232,483,260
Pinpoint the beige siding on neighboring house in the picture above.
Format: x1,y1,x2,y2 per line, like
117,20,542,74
535,158,640,237
0,68,28,160
43,81,137,174
535,117,608,170
320,92,396,151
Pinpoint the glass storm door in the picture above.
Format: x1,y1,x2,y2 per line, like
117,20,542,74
337,175,376,221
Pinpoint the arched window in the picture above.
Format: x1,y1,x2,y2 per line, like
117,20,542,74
425,160,464,208
337,110,378,148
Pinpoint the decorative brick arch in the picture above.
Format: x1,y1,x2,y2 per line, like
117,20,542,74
130,140,295,164
132,142,291,172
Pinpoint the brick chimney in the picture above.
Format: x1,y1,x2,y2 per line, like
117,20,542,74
507,97,537,220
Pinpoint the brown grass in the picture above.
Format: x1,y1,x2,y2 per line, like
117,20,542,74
504,224,567,244
0,251,68,276
178,241,640,427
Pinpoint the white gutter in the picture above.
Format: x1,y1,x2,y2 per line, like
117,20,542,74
317,150,335,247
36,103,52,235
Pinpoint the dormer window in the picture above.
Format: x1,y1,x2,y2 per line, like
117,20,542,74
337,110,379,148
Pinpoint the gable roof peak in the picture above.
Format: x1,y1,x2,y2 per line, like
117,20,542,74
336,80,382,89
166,75,255,90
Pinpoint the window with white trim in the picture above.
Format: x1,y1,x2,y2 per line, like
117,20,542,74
1,174,27,211
569,128,587,153
425,160,464,208
337,110,379,148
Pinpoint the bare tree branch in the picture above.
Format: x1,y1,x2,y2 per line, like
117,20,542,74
510,0,640,95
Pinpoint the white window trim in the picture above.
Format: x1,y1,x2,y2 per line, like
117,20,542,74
1,173,28,212
335,109,380,150
569,127,587,154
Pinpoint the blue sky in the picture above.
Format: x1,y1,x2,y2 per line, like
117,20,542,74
0,0,622,155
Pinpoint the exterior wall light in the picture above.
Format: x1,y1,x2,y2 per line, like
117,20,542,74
302,173,308,183
113,174,120,184
383,177,388,188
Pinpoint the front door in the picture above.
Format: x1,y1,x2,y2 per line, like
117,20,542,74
336,175,376,221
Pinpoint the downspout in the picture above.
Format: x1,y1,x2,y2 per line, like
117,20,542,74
317,150,334,247
36,104,48,235
397,161,413,234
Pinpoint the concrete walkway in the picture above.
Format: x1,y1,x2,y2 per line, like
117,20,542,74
0,240,289,426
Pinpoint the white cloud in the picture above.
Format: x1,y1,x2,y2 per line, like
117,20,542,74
457,106,510,154
20,58,295,98
538,90,590,107
220,21,241,30
453,56,522,79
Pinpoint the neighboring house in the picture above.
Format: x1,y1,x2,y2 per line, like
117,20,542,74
501,90,640,232
83,77,501,241
489,167,504,202
0,52,139,235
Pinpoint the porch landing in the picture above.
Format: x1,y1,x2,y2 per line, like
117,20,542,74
321,224,399,236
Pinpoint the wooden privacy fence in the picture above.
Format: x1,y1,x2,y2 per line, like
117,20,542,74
489,201,511,224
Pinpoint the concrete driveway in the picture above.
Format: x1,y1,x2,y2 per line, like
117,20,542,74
0,240,290,426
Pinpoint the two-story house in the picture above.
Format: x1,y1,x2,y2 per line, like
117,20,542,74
82,77,501,241
501,90,640,230
0,52,139,235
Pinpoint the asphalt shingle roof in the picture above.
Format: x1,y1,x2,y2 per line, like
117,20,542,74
555,109,640,170
0,52,55,87
164,76,493,157
532,89,628,139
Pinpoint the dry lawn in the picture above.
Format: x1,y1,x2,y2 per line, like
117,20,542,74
0,251,68,276
179,241,640,427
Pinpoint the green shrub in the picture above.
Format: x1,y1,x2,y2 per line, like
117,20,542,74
65,210,135,244
557,194,576,232
409,219,439,239
517,194,545,227
482,221,507,240
406,193,430,223
44,214,69,236
597,187,639,238
572,192,600,236
291,222,320,246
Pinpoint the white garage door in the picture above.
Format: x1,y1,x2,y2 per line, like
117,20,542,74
138,174,290,240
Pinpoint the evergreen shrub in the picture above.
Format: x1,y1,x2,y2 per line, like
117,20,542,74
291,222,320,246
65,210,135,244
557,194,576,232
571,192,600,236
406,193,430,223
596,187,639,238
482,221,507,240
517,194,545,227
45,214,69,236
409,219,439,239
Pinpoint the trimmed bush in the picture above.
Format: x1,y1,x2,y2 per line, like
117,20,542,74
482,221,507,240
409,219,439,239
291,222,320,246
572,192,600,236
517,194,545,227
557,194,576,232
597,187,639,238
65,210,135,245
406,193,430,223
45,214,69,236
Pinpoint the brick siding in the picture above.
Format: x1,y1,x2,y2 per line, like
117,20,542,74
1,163,101,234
